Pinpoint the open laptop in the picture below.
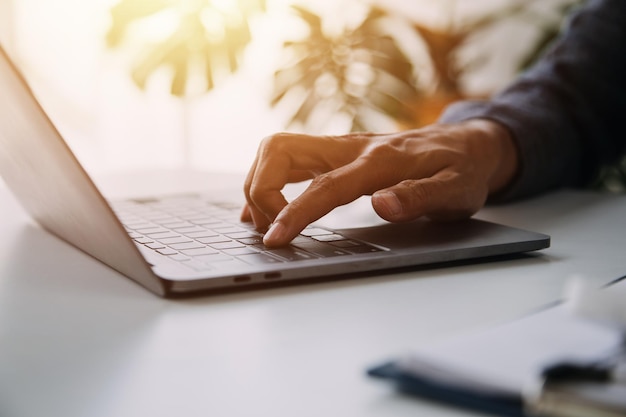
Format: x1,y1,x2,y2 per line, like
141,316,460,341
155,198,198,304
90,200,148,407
0,44,550,297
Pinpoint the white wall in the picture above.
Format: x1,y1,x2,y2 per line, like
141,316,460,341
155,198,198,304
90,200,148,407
10,0,295,176
0,0,15,50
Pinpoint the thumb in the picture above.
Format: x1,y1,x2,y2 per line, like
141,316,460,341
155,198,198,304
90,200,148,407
371,177,480,222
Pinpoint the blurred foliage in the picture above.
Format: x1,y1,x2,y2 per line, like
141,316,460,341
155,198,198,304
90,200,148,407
106,0,265,96
272,0,584,132
271,6,420,132
106,0,585,132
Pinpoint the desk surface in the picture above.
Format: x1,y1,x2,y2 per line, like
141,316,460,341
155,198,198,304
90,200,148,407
1,171,625,417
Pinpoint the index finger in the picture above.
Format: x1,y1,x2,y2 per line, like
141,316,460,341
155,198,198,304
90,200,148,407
263,155,403,247
243,145,316,231
245,133,368,226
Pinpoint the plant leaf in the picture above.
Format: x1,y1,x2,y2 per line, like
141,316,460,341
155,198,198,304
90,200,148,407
108,0,266,96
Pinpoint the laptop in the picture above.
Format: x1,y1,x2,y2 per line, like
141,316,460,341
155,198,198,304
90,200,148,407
0,44,550,297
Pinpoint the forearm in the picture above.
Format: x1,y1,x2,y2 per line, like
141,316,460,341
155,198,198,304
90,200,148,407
441,0,626,200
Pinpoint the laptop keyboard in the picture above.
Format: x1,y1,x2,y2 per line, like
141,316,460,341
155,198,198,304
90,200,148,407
111,195,383,272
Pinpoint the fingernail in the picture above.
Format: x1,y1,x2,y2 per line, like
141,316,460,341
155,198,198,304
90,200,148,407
264,221,287,245
374,192,402,217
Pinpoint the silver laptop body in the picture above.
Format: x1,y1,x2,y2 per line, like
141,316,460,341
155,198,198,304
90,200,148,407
0,44,550,297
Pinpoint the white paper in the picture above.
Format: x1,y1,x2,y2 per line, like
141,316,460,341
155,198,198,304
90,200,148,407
396,279,626,397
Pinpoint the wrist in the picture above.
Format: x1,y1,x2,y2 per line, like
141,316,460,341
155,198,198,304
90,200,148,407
462,119,519,195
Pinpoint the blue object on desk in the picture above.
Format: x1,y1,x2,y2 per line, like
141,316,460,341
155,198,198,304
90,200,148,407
368,362,526,417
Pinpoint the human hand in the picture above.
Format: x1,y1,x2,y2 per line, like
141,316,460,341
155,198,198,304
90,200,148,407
242,119,518,247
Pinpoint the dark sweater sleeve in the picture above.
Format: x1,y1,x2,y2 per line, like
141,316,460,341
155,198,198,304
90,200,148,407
439,0,626,201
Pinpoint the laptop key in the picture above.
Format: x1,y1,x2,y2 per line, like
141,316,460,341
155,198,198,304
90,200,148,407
291,235,314,245
174,226,208,234
292,241,351,257
144,231,179,239
169,242,205,250
224,231,261,239
127,223,159,231
146,242,167,250
267,247,318,261
209,241,245,250
222,247,259,256
157,248,178,256
197,235,232,244
328,239,361,248
163,221,195,229
300,227,333,237
343,245,384,254
185,230,220,239
238,237,264,245
169,254,191,262
211,226,247,234
135,226,168,235
158,236,192,245
313,234,347,242
180,247,220,256
136,245,175,266
133,237,154,244
238,253,284,265
188,218,221,225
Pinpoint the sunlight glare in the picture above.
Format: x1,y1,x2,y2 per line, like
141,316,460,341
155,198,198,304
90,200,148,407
209,0,241,14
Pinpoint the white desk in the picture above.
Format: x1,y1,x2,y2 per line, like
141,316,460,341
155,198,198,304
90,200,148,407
1,172,625,417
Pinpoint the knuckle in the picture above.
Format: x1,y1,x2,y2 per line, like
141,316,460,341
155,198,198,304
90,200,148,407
365,138,405,160
308,173,346,208
248,186,266,205
243,175,254,195
281,198,314,225
421,143,466,164
404,179,434,204
343,132,377,144
310,173,340,196
260,132,292,155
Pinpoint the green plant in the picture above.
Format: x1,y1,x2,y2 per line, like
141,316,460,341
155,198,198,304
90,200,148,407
106,0,266,96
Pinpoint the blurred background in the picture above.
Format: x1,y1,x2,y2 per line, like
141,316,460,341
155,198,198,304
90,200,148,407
0,0,580,177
